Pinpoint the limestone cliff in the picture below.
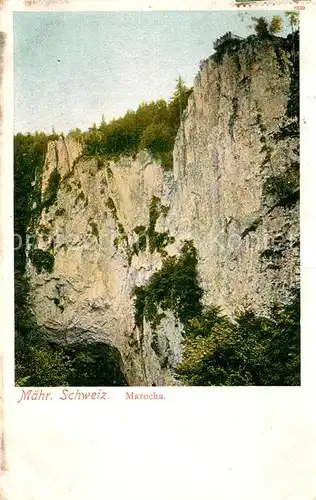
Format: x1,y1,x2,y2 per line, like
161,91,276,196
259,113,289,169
27,37,299,386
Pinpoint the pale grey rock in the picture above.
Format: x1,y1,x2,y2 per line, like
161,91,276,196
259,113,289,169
27,40,299,386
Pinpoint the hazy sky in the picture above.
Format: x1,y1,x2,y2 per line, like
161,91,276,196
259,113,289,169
14,11,290,134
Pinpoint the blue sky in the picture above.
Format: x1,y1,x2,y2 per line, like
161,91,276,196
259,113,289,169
14,11,290,134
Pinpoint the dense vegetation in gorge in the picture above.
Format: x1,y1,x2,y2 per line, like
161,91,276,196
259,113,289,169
176,290,300,386
14,77,192,386
132,242,300,386
14,18,300,387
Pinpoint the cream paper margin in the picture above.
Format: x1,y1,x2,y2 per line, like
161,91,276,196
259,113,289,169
1,1,315,499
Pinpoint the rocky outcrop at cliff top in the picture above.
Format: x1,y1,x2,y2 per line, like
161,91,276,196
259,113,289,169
27,37,299,386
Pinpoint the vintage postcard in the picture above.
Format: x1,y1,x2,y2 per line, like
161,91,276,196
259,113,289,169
12,8,301,388
0,1,315,498
234,0,311,5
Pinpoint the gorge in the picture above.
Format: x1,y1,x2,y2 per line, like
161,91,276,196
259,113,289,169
15,32,300,386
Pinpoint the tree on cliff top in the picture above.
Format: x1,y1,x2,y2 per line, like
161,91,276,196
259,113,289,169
285,11,299,34
83,77,192,167
285,11,299,64
250,15,283,38
171,76,191,123
269,15,283,35
250,14,299,39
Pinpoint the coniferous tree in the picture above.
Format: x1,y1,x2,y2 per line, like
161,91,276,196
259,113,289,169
269,15,283,35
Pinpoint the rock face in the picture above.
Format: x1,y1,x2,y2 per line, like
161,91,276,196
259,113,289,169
27,38,299,386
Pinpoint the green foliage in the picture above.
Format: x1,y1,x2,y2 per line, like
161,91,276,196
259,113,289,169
83,80,192,169
272,121,299,141
286,31,299,118
96,156,104,169
15,270,127,386
128,226,147,260
14,270,69,386
68,127,83,142
256,112,267,133
168,76,192,124
55,208,66,217
106,164,114,179
263,162,299,206
251,17,270,39
270,15,283,35
133,285,147,328
126,198,173,264
260,247,283,261
14,132,58,273
248,14,298,53
30,248,54,273
157,151,174,170
148,196,174,253
151,332,161,357
42,168,61,210
14,131,70,385
15,336,72,387
176,290,300,386
140,122,173,154
213,32,243,64
89,220,99,242
14,28,300,388
106,197,117,220
249,16,284,39
134,225,146,235
15,329,127,387
148,196,162,250
131,231,299,387
62,343,128,386
132,240,203,330
285,12,299,32
105,197,129,251
137,232,147,252
241,217,261,239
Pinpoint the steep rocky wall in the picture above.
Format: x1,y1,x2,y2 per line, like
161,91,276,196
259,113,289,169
27,37,299,386
164,37,299,313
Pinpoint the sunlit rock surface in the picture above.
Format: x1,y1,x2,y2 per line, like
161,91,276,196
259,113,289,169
27,38,299,385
